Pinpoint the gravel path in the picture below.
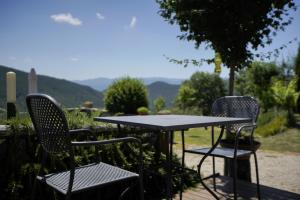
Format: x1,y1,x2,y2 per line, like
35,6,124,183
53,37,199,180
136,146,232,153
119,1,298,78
176,148,300,194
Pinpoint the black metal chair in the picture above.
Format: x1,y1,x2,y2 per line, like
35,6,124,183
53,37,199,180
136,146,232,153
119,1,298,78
182,96,261,200
26,94,144,200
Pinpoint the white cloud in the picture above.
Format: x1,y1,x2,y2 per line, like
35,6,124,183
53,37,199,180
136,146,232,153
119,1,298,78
70,57,79,62
129,16,137,28
96,12,105,20
50,13,82,26
9,56,16,60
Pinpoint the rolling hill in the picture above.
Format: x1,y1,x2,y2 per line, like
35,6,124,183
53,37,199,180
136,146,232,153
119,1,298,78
75,77,183,91
0,65,103,111
147,81,180,108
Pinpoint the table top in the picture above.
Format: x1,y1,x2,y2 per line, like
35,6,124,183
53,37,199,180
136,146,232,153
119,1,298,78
94,115,251,131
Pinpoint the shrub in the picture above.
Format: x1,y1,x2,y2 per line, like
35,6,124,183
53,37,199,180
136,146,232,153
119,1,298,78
257,110,279,126
137,107,149,115
0,111,198,199
175,72,226,115
157,109,172,115
256,115,287,137
104,77,148,114
153,96,166,113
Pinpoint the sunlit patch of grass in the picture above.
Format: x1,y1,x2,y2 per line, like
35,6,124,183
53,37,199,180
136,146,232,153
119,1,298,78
174,127,300,153
258,128,300,153
174,127,221,147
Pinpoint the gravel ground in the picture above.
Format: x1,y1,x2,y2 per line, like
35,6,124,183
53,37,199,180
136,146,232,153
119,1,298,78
175,148,300,194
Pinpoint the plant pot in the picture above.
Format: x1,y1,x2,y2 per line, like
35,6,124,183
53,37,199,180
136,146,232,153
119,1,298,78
220,139,261,182
220,139,261,159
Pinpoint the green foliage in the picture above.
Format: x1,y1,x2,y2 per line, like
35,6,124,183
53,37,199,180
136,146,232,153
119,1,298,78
235,62,282,111
272,77,300,126
157,0,296,95
137,107,149,115
157,109,172,115
258,128,300,152
153,96,166,113
148,81,179,109
272,78,299,109
157,0,296,70
295,45,300,112
0,111,198,199
175,72,226,115
104,77,148,114
255,115,287,137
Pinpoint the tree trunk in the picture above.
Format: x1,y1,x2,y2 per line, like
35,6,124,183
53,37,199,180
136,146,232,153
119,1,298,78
229,67,235,95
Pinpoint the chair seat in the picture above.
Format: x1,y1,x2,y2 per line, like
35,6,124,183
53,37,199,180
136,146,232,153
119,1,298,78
185,147,252,158
37,162,139,194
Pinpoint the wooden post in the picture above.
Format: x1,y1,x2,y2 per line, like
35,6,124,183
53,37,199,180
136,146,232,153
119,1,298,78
28,68,38,94
6,72,17,119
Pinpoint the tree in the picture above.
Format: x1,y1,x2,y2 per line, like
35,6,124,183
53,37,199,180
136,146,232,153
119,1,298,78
235,62,283,111
175,72,226,115
104,77,148,114
295,45,300,112
157,0,296,95
153,96,166,113
272,77,300,126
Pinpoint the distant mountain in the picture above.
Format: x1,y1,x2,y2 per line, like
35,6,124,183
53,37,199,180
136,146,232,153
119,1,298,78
0,65,103,111
147,81,180,108
74,77,184,91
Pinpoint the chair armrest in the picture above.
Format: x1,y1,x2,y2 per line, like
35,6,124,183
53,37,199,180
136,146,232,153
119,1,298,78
69,129,94,136
236,124,257,135
71,137,141,147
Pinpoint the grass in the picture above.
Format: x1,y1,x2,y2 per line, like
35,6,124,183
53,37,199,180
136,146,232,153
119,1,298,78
174,127,300,153
258,128,300,153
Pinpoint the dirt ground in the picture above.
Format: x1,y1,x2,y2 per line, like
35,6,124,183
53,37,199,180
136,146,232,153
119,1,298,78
175,148,300,194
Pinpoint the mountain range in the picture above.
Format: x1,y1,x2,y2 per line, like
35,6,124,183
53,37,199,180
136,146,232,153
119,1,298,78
74,77,183,91
0,65,182,111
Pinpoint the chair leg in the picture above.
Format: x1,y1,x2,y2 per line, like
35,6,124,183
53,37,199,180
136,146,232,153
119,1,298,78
65,192,71,200
30,178,38,200
139,177,144,200
253,153,261,200
180,130,185,200
211,126,217,191
119,179,142,200
233,159,237,200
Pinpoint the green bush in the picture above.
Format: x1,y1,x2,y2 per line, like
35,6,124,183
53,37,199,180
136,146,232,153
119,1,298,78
257,110,279,126
175,72,226,115
137,106,149,115
256,114,287,137
157,109,172,115
0,111,198,199
104,77,148,114
153,96,166,113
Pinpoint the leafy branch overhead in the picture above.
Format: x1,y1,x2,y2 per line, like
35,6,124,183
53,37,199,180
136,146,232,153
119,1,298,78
157,0,297,70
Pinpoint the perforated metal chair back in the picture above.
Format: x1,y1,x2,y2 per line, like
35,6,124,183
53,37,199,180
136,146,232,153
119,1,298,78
211,96,260,132
26,94,71,154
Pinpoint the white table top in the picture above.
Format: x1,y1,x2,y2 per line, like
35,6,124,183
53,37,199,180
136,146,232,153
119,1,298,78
94,115,251,131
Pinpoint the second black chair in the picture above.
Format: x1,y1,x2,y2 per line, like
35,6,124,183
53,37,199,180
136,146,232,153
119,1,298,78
182,96,261,200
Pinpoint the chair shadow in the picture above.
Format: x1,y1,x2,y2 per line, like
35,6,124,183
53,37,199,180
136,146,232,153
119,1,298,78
214,176,300,200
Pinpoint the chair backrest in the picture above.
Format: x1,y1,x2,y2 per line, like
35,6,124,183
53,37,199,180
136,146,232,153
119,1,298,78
26,94,71,154
211,96,260,132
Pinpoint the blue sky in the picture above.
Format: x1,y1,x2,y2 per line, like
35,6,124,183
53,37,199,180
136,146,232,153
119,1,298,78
0,0,299,80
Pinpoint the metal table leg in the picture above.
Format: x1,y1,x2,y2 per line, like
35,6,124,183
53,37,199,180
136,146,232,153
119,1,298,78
198,126,225,200
165,130,174,200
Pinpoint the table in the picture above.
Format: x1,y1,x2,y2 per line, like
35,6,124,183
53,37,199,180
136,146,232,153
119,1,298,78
94,115,251,200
